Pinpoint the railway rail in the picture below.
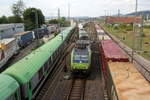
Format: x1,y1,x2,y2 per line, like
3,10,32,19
37,23,105,100
35,43,75,100
65,78,86,100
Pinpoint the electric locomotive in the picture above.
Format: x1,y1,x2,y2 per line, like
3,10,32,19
71,28,91,76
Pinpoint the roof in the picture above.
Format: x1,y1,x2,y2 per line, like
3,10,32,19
79,30,88,38
0,23,23,31
15,31,32,36
0,74,19,100
0,38,15,49
106,16,142,24
79,30,87,34
101,40,129,62
3,25,75,84
0,38,15,45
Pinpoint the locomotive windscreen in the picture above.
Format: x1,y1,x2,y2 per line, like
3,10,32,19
73,48,89,63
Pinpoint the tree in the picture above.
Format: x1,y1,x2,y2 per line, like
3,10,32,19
49,19,59,24
12,0,25,17
48,17,70,27
23,8,45,30
8,16,23,23
59,17,70,27
0,16,8,24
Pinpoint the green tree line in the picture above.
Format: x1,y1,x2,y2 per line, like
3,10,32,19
0,0,45,31
48,17,70,27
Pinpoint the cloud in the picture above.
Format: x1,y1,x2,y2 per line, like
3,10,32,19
0,0,149,17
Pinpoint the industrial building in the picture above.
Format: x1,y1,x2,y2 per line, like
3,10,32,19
0,23,24,39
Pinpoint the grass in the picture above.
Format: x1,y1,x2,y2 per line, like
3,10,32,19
104,24,150,60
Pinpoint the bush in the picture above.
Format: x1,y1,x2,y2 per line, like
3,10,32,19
126,25,133,31
144,25,150,29
141,33,145,37
120,23,126,29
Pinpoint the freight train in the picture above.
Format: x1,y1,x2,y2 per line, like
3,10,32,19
0,38,19,69
96,23,150,100
71,28,91,76
0,26,58,69
15,27,54,48
100,39,150,100
0,25,77,100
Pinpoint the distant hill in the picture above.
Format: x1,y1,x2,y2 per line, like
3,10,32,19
126,10,150,19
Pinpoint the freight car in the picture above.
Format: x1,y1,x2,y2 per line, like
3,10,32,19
15,31,35,48
101,40,129,62
0,38,19,69
100,39,150,100
33,27,49,39
2,25,77,100
95,24,111,41
107,62,150,100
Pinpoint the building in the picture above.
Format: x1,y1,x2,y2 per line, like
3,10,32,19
106,16,142,24
0,23,24,39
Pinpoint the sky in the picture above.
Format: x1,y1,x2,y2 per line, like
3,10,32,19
0,0,149,17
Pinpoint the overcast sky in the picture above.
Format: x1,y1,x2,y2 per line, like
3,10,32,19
0,0,149,17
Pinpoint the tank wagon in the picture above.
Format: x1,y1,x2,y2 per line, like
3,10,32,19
2,25,77,100
0,38,19,69
100,39,150,100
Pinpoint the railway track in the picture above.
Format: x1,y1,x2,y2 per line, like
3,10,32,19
35,57,64,99
66,78,86,100
35,43,75,100
0,41,38,72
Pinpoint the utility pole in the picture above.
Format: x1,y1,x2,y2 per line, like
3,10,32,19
68,3,70,21
147,14,149,21
35,10,39,39
132,0,138,62
139,15,144,51
57,8,61,34
118,9,120,17
58,8,60,20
